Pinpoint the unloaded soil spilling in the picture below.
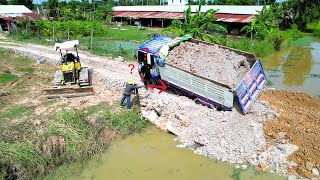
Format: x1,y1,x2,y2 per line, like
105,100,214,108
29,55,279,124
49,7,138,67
259,90,320,179
166,41,250,88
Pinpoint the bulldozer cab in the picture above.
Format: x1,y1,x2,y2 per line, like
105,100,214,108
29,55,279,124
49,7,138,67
61,53,79,64
55,40,80,63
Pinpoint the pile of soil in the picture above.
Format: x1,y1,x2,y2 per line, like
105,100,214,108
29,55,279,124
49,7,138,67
259,90,320,179
166,41,250,88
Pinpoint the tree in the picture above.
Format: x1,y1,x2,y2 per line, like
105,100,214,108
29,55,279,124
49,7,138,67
241,5,280,39
0,0,8,5
284,0,320,30
12,0,33,9
165,5,227,43
47,0,58,19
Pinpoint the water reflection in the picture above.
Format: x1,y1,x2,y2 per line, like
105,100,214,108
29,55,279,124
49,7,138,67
282,47,313,86
260,40,320,96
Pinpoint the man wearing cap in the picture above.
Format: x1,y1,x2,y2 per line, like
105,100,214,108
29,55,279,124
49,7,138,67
120,78,143,109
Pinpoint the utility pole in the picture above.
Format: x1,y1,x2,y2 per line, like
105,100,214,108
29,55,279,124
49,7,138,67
90,10,93,51
49,17,54,43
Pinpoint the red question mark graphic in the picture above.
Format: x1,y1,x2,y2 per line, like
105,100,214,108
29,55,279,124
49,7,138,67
128,64,135,74
141,47,150,61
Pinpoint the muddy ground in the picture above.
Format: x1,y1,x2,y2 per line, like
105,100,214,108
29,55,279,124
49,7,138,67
260,90,320,179
166,41,250,88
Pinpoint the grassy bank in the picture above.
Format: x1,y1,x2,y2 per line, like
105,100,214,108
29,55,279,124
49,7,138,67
307,22,320,37
0,47,148,179
219,27,310,57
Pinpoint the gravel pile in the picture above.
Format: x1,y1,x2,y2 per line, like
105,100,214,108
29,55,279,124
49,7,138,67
140,89,295,175
166,41,250,88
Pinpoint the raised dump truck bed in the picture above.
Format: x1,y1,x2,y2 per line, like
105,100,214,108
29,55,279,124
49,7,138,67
137,36,267,113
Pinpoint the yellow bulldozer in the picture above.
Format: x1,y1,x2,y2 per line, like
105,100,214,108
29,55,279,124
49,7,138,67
43,40,94,98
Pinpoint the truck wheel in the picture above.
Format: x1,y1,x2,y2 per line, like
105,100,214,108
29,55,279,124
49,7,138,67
194,98,201,104
207,104,214,109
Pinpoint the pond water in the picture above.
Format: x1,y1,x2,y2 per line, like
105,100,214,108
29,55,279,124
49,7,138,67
260,40,320,96
56,126,285,180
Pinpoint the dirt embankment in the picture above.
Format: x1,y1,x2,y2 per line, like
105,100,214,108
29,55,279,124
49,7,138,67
259,90,320,179
166,41,250,88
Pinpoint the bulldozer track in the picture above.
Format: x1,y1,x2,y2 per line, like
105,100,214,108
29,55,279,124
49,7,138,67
43,87,94,99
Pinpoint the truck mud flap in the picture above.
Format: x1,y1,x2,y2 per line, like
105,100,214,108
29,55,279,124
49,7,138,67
236,61,267,114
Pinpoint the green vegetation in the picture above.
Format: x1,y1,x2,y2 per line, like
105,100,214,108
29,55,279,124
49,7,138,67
0,103,147,179
164,5,227,43
0,74,17,84
1,106,34,120
231,168,243,180
309,74,320,78
316,95,320,99
17,67,34,73
307,22,320,37
266,80,273,87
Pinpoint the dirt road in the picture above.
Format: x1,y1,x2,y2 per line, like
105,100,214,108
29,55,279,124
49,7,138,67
0,40,141,90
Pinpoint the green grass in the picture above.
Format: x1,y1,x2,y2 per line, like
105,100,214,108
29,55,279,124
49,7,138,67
291,36,313,47
307,22,320,37
231,168,243,180
0,142,47,179
266,80,273,87
1,103,148,179
316,95,320,99
43,100,55,107
0,106,34,120
225,37,275,57
17,67,34,73
0,74,17,84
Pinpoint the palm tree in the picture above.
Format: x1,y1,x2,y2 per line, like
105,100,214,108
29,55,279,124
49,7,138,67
165,5,227,43
241,5,279,39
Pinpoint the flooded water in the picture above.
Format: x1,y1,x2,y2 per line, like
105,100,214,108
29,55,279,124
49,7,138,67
54,126,285,180
260,40,320,96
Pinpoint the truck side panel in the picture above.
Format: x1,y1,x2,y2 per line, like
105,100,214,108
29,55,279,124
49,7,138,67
158,64,234,109
236,61,267,113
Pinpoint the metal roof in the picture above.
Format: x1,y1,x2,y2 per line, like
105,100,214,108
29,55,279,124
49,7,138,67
113,11,185,19
139,36,172,54
213,14,254,23
113,11,254,23
0,13,41,21
114,5,267,15
0,5,32,14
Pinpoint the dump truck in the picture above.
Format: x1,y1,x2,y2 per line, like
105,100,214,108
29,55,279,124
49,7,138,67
136,35,267,114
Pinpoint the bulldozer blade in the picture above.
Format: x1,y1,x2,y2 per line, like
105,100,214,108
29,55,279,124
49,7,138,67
43,86,94,99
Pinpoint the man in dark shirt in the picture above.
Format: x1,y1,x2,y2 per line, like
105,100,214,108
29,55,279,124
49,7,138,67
120,79,143,109
140,63,152,85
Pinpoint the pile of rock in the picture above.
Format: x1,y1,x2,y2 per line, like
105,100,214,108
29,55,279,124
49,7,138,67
139,89,297,176
166,41,250,88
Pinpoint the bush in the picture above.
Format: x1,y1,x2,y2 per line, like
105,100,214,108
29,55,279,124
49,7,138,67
225,37,274,57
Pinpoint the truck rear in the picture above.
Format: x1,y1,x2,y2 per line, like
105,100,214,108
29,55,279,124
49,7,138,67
136,36,267,114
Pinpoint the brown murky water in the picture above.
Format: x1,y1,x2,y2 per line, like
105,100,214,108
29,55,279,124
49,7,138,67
56,126,285,180
260,40,320,96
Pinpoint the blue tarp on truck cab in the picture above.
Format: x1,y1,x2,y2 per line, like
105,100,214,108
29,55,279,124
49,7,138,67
138,36,172,54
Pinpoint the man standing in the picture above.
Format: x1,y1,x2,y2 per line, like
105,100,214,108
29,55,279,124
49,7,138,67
120,78,143,109
140,63,152,85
